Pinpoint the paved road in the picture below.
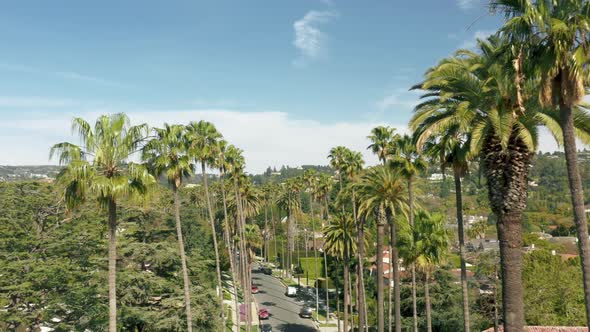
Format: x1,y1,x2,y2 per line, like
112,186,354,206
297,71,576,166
251,265,317,332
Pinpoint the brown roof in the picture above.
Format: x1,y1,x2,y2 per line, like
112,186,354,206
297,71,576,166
482,327,588,332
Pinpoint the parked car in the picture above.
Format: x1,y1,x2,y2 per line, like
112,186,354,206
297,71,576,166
258,308,270,320
251,286,259,294
262,267,273,275
299,306,313,318
285,286,297,297
260,324,273,332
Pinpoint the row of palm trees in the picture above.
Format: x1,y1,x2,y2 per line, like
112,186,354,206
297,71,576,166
51,114,261,331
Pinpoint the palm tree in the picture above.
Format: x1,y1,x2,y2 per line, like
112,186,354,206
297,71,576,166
142,124,195,331
491,1,590,326
409,35,589,330
367,126,399,164
304,169,322,320
186,120,224,321
225,144,253,332
216,139,241,329
367,125,400,332
388,134,426,332
50,114,154,332
399,210,450,332
323,212,357,332
468,219,488,249
317,173,334,325
276,180,301,277
355,166,408,332
411,124,472,331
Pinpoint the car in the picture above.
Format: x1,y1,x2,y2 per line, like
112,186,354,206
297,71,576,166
251,286,259,294
262,267,272,275
260,324,273,332
285,286,297,297
299,306,313,319
258,308,270,320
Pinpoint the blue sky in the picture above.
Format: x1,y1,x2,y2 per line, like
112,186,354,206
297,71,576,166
0,0,528,172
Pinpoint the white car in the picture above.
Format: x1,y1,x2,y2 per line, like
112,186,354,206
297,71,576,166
285,286,297,297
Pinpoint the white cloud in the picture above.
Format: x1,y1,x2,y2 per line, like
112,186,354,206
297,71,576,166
293,10,337,65
0,62,128,88
0,97,79,108
457,0,478,10
0,110,406,173
0,109,580,174
375,89,421,111
460,30,496,49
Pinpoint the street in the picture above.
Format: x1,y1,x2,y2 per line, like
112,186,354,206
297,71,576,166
251,265,318,332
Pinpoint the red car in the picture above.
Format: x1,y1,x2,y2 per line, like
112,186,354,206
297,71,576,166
258,308,270,320
251,286,259,294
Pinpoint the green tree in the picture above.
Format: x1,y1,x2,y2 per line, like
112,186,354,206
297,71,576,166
412,120,472,332
388,133,427,332
50,113,154,332
355,166,408,332
142,123,195,331
492,1,590,326
186,120,225,322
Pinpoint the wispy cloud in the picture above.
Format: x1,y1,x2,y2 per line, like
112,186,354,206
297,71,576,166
457,0,479,10
375,89,421,111
460,30,496,49
292,10,338,66
0,97,79,108
0,62,129,88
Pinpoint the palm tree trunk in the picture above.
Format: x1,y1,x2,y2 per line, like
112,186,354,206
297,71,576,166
483,132,531,332
408,178,418,332
343,259,350,332
108,198,118,332
264,205,269,262
377,216,385,332
324,248,330,325
310,195,321,321
388,211,401,332
201,163,224,322
336,265,342,332
271,202,278,264
425,269,432,332
220,175,241,329
234,180,252,332
388,259,393,332
358,215,367,331
560,101,590,328
453,170,470,332
173,189,193,332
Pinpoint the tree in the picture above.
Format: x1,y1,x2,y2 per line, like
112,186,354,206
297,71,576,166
355,166,408,332
50,113,154,332
142,124,195,331
388,133,426,332
492,1,590,326
400,211,450,332
185,120,225,322
412,120,472,332
323,212,357,332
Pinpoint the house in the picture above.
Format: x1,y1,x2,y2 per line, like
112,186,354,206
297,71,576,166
428,173,444,181
482,327,588,332
369,247,406,284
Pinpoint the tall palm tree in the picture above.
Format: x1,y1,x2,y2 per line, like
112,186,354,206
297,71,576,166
492,1,590,326
323,212,357,332
317,173,334,325
276,180,301,277
50,114,154,332
225,144,253,332
355,166,408,332
409,35,590,330
142,124,195,331
399,210,450,332
186,120,224,321
388,134,426,332
367,125,400,332
216,139,241,329
411,124,472,331
304,169,322,320
367,126,399,164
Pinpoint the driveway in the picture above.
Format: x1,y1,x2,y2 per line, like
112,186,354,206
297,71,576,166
251,265,318,332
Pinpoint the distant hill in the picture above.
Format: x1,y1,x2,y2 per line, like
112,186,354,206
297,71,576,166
0,165,62,182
